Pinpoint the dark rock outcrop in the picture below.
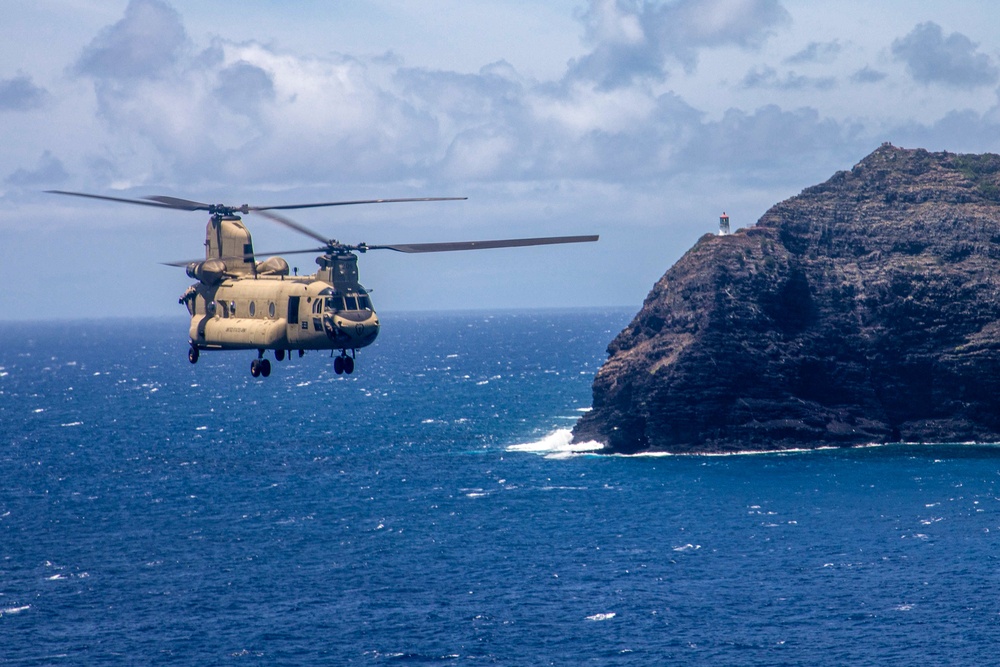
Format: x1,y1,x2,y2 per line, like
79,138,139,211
573,145,1000,453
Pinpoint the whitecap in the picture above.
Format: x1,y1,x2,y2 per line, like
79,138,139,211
507,429,605,458
60,422,83,427
1,605,30,616
586,612,616,621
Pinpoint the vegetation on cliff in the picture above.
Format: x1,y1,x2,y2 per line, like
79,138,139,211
573,145,1000,453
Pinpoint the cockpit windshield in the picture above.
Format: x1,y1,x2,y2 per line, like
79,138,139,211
325,294,371,312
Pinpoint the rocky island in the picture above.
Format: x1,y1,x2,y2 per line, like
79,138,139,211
573,145,1000,454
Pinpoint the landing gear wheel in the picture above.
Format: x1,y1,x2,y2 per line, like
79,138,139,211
188,346,200,364
250,359,261,377
334,355,345,375
260,359,271,377
344,356,355,375
275,349,285,362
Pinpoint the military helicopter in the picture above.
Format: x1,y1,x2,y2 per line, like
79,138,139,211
48,190,598,378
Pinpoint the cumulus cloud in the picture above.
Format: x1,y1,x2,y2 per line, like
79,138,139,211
741,66,836,90
74,0,188,81
6,151,69,186
850,66,887,84
56,0,871,197
0,75,48,111
891,22,998,88
568,0,790,88
677,105,866,182
55,0,927,197
214,61,276,118
784,40,842,65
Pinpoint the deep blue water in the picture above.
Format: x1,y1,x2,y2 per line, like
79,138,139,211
2,309,1000,665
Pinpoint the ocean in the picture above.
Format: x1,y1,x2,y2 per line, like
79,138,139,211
2,308,1000,665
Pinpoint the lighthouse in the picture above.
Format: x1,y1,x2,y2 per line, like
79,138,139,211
719,212,730,236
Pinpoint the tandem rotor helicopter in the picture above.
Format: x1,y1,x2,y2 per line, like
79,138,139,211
48,190,598,378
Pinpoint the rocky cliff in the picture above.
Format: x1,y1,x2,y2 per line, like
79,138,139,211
573,145,1000,454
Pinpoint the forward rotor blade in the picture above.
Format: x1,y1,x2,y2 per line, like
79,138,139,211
253,209,330,245
255,197,466,211
49,191,465,214
46,190,175,209
162,246,327,267
143,195,216,211
367,235,600,253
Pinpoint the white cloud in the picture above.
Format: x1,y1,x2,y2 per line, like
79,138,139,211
5,151,68,186
75,0,188,81
892,22,998,88
0,75,49,111
568,0,790,88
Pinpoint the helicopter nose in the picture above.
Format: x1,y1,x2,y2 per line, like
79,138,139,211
324,311,380,348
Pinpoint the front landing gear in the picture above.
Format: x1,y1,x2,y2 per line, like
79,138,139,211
188,346,200,364
333,351,355,375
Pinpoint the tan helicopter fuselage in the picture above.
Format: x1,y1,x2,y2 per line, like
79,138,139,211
180,216,380,355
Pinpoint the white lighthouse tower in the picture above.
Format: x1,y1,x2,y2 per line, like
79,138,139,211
719,212,730,236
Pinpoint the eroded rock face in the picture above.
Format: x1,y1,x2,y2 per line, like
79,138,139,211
573,145,1000,454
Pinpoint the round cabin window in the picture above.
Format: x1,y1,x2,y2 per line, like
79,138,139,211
268,302,276,318
249,301,256,317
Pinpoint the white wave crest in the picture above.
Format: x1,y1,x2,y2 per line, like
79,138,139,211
507,429,605,458
586,612,616,621
1,605,30,616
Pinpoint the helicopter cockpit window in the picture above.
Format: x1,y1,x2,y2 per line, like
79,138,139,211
358,295,371,311
345,296,359,311
325,296,345,312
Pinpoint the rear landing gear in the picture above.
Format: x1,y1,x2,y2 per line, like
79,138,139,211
188,346,200,364
251,351,271,378
333,351,355,375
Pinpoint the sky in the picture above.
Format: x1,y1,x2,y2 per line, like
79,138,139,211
4,0,1000,320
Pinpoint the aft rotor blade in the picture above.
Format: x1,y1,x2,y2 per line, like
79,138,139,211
255,197,467,211
253,209,330,245
367,235,600,253
46,190,175,209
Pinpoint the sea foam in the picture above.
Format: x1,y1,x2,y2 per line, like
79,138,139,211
507,429,604,458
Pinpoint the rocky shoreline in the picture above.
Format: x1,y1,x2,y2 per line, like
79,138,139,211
573,145,1000,454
